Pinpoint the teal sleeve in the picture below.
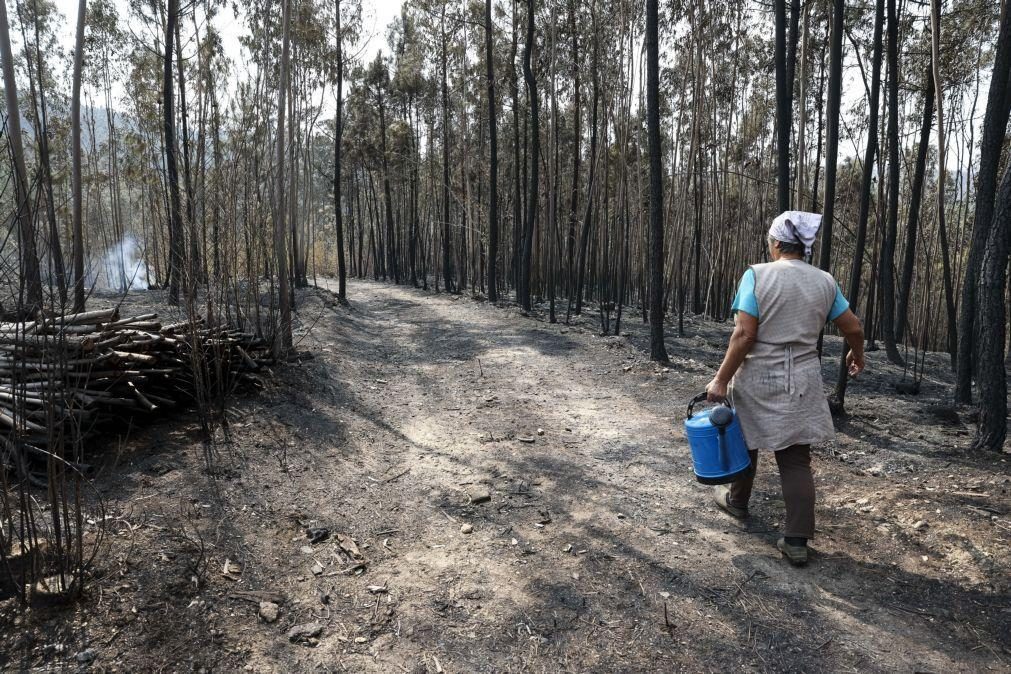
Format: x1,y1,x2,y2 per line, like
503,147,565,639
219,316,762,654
828,284,850,320
731,268,759,318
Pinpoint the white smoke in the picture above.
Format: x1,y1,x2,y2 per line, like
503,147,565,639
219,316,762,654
89,235,149,292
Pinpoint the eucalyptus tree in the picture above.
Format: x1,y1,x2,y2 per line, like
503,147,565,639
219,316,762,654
645,0,667,362
517,0,538,312
275,0,294,354
332,0,363,302
71,0,87,310
15,0,67,304
84,0,130,291
485,0,499,302
0,0,43,310
163,0,184,305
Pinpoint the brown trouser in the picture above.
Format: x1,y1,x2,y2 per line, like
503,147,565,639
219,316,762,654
729,444,815,539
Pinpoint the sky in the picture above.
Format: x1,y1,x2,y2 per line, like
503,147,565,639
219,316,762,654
57,0,403,110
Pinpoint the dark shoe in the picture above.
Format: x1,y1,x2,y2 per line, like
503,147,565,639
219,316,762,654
777,537,809,566
713,486,748,519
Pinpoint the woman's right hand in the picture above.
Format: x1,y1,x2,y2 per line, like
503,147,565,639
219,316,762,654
706,377,728,402
847,351,865,378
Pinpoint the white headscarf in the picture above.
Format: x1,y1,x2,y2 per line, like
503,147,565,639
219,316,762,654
769,211,823,257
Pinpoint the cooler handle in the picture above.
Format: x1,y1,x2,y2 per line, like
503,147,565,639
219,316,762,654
686,391,734,419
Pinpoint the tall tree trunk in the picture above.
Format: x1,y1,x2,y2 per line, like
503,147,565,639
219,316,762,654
273,0,293,356
519,0,539,312
955,0,1011,401
817,0,844,275
23,5,67,305
931,0,958,371
175,20,199,293
879,0,902,365
440,17,453,293
486,0,499,302
973,164,1011,451
573,4,598,316
646,0,669,362
378,91,399,284
334,0,347,302
833,0,883,410
71,0,87,312
774,0,799,212
0,0,43,311
164,0,184,306
896,62,934,343
566,0,580,302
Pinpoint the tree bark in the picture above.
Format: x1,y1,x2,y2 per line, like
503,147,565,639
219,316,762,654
833,0,883,410
930,0,958,371
486,0,499,302
164,0,184,306
377,86,399,284
573,4,598,316
774,0,798,212
817,0,844,275
646,0,668,362
440,14,453,293
0,0,43,311
895,62,934,343
273,0,294,356
519,0,539,312
22,3,67,305
71,0,87,312
955,0,1011,401
334,0,347,302
972,164,1011,451
879,0,902,365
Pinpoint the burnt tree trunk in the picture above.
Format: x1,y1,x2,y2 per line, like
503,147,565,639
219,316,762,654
895,62,934,343
833,0,884,410
646,0,669,362
486,0,499,302
879,0,903,365
955,0,1011,400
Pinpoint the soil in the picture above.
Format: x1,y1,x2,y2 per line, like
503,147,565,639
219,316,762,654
1,278,1009,672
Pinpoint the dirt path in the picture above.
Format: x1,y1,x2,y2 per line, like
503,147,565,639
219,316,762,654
4,279,1009,672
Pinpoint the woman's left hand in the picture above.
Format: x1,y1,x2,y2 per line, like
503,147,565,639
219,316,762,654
706,377,728,402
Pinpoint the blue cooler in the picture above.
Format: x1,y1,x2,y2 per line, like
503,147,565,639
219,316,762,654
684,392,752,484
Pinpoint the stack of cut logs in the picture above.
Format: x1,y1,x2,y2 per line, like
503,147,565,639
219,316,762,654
0,308,272,461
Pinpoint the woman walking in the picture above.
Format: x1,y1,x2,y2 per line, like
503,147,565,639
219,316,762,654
705,211,865,565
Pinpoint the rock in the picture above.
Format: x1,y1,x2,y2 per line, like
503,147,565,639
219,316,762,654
912,520,928,530
259,601,279,623
460,523,474,534
855,497,870,506
311,561,324,576
75,649,97,664
222,558,243,581
287,622,323,643
536,428,544,436
468,489,491,505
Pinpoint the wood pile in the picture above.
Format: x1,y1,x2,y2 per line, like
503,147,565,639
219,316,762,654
0,308,272,463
